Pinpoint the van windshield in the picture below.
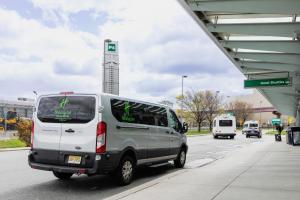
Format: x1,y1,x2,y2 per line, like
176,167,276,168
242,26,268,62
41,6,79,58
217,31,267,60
37,96,95,123
219,120,233,127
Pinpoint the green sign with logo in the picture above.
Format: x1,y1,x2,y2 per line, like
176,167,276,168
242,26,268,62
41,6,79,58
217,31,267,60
244,78,292,88
107,43,116,52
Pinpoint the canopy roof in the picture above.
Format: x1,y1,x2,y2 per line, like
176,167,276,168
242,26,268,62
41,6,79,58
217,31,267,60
179,0,300,116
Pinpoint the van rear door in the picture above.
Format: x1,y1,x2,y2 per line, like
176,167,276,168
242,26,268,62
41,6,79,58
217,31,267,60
59,95,98,153
35,95,63,151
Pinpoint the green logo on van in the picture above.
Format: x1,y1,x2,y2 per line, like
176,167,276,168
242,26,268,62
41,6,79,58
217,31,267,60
54,97,71,122
59,97,69,109
122,101,135,122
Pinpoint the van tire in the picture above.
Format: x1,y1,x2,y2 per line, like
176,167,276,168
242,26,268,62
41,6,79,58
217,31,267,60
174,148,186,168
53,171,73,180
114,156,135,186
213,135,218,139
230,136,234,139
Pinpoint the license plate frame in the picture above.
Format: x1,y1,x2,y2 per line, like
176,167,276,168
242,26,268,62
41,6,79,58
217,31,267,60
68,155,82,164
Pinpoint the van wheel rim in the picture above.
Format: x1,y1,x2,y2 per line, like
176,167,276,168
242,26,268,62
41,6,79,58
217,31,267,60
122,161,133,181
180,151,186,164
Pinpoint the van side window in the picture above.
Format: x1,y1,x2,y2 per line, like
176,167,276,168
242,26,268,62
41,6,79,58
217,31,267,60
111,99,168,127
169,110,182,132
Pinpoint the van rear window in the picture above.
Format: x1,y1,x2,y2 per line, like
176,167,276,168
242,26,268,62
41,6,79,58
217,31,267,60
219,120,233,127
37,96,95,123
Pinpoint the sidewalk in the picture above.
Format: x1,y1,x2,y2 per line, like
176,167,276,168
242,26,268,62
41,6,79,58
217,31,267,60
106,136,300,200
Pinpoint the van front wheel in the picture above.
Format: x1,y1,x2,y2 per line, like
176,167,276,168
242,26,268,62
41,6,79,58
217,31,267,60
53,171,73,180
174,149,186,168
114,156,135,186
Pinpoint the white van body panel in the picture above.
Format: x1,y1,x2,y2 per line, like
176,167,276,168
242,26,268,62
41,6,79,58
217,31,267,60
60,94,99,153
33,119,61,150
213,115,236,136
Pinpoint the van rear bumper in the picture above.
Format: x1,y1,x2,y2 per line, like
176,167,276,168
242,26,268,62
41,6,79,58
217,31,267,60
28,149,121,175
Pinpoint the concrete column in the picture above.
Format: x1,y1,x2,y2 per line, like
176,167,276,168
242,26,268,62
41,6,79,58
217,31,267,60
296,110,300,126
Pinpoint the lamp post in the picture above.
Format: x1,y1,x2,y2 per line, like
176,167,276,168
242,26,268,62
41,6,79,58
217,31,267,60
181,75,188,111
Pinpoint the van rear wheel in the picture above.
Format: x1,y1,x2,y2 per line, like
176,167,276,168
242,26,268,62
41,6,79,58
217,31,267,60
53,171,73,180
114,156,135,186
174,149,186,168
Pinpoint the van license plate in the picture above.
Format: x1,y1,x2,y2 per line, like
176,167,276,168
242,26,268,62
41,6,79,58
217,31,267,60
68,155,81,164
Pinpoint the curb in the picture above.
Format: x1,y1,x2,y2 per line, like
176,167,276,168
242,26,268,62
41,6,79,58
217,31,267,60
0,147,30,152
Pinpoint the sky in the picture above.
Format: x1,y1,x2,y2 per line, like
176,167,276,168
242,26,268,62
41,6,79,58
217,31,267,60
0,0,251,104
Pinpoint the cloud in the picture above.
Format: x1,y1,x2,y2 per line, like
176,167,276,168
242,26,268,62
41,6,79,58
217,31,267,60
0,0,248,105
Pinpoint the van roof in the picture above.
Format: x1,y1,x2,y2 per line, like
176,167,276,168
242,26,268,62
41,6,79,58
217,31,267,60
38,92,171,109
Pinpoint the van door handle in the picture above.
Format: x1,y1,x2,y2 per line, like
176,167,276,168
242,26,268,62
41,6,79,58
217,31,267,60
166,131,170,134
65,129,75,133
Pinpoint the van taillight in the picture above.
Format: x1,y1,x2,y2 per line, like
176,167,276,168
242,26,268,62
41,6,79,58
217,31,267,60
31,121,34,149
96,122,106,153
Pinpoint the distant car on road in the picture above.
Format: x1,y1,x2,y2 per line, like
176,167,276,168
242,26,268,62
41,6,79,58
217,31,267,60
212,114,236,139
28,92,188,185
242,120,262,138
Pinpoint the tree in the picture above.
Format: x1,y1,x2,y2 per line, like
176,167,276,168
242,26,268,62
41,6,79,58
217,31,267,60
204,91,223,131
177,91,206,132
227,100,253,126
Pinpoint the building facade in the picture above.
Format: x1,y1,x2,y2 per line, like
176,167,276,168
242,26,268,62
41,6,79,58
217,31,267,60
230,90,291,127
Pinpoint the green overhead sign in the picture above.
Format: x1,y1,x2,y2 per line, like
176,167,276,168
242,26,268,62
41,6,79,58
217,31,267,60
244,78,292,88
272,118,281,125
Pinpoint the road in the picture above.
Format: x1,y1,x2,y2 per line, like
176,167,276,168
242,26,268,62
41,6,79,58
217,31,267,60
0,132,267,200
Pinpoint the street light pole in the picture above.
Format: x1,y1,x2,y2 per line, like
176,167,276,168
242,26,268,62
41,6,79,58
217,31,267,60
181,75,188,111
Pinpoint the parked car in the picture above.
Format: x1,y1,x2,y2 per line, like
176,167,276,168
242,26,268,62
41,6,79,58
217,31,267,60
28,92,188,185
243,120,262,138
212,114,236,139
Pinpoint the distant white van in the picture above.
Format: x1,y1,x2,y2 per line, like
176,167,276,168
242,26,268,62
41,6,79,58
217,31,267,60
212,115,236,139
28,92,188,185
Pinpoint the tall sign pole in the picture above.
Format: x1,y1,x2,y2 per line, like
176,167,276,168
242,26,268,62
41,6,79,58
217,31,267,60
103,39,119,95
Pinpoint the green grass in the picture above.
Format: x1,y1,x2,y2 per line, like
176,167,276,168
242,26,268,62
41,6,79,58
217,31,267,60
187,129,211,136
265,129,287,135
0,139,27,149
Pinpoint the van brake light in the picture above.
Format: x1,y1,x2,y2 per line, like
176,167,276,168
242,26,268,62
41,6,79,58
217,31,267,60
96,122,106,153
59,91,74,95
31,121,34,150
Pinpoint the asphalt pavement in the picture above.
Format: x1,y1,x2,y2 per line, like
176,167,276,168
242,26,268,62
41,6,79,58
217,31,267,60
0,132,271,200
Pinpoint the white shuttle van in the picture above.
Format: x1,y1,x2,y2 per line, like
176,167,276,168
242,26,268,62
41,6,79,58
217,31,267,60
212,115,236,139
29,92,188,185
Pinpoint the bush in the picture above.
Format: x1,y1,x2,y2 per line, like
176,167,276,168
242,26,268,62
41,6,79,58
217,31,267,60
17,118,32,147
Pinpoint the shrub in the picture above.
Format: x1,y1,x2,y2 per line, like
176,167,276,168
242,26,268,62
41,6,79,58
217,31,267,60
17,118,32,147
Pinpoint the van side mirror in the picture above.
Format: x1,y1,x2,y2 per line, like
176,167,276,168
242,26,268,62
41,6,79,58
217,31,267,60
182,122,188,134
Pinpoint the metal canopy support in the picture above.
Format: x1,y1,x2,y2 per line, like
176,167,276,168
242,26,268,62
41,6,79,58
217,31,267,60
179,0,300,117
188,0,300,14
297,110,300,126
208,23,300,37
230,52,300,66
221,41,300,54
240,61,300,72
